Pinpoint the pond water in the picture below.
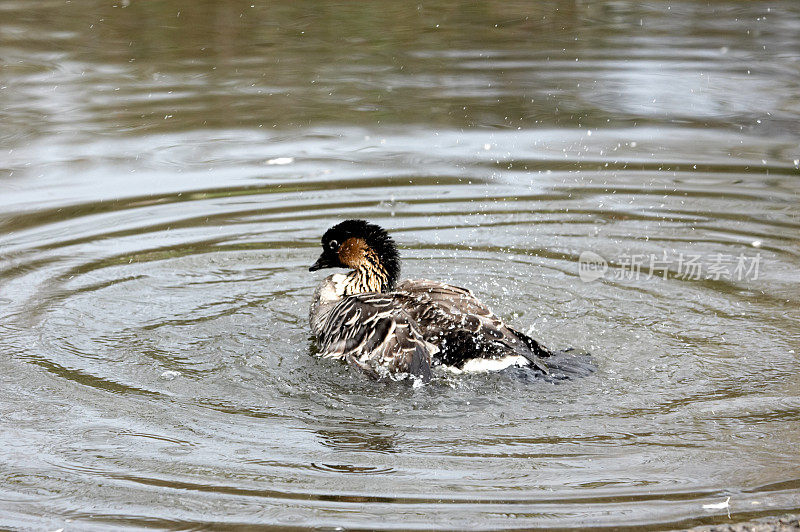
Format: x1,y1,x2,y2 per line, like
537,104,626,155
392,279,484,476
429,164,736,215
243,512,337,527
1,0,799,529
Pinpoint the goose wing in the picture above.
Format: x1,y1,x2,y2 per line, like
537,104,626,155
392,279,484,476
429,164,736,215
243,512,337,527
394,279,550,372
315,293,434,382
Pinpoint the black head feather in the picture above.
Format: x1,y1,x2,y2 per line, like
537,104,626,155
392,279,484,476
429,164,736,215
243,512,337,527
309,219,400,290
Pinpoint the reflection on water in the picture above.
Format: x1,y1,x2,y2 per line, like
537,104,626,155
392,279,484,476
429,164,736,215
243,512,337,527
1,0,799,529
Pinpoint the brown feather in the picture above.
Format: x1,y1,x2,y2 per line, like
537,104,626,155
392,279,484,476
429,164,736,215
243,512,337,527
312,290,434,382
392,279,550,372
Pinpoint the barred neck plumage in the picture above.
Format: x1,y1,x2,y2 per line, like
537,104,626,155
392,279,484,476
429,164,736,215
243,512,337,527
341,253,393,296
310,219,401,296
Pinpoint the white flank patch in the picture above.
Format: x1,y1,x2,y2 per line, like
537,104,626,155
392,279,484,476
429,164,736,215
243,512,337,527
459,355,528,373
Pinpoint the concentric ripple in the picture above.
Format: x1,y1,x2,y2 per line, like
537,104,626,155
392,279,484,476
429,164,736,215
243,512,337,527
1,0,799,530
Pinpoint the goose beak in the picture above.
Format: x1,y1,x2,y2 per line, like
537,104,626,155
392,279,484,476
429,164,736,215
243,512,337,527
309,253,335,271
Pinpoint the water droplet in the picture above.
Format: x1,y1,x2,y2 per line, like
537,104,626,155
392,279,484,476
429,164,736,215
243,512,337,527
266,157,294,165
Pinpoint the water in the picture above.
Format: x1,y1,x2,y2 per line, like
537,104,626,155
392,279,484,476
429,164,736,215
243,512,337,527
1,0,799,529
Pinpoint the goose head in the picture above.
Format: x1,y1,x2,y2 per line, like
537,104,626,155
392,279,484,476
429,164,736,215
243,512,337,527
309,219,400,293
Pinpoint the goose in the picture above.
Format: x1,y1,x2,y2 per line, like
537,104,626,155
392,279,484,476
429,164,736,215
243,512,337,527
309,220,552,382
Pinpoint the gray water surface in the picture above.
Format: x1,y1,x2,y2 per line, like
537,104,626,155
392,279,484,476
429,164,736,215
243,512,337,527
1,1,799,530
